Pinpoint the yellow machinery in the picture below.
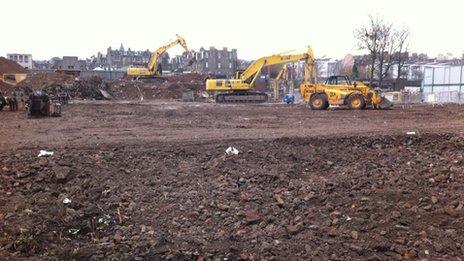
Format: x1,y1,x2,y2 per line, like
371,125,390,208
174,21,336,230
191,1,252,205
273,66,289,100
2,73,27,85
299,75,392,109
206,47,316,103
127,35,191,79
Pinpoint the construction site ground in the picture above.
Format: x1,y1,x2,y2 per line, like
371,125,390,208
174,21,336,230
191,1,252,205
2,102,464,260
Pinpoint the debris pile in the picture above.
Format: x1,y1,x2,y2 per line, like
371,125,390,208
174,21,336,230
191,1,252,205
0,81,16,94
16,73,109,100
109,73,208,100
71,76,109,100
8,72,207,101
17,72,75,90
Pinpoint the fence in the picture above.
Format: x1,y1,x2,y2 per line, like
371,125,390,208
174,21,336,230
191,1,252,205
422,66,464,94
393,91,464,107
80,70,125,81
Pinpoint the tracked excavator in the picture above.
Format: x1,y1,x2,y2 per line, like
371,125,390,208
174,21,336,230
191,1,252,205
127,35,191,80
206,48,316,103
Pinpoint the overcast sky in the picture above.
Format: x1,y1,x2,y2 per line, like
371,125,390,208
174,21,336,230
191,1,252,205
2,0,463,61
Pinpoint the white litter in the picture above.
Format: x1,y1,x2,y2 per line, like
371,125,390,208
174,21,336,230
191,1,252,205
68,229,80,235
225,147,239,155
406,131,416,135
346,216,352,221
63,198,72,204
38,150,54,157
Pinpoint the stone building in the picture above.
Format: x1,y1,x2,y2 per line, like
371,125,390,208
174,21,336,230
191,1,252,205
50,56,87,70
92,44,170,71
172,47,238,77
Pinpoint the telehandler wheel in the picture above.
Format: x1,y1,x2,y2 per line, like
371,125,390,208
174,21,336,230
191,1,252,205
348,94,366,110
309,94,329,110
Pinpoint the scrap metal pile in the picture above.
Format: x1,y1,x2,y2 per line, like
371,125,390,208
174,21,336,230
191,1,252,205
6,72,208,101
16,73,110,101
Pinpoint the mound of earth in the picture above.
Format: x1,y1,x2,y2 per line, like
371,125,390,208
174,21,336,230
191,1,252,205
0,57,28,75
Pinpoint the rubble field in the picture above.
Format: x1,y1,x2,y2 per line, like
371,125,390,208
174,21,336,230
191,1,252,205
1,72,207,101
2,103,464,260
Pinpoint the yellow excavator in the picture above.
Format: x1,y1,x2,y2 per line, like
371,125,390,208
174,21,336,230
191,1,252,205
206,47,316,103
127,35,191,79
299,75,393,109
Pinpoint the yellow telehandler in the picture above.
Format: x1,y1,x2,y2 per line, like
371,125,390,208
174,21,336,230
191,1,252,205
300,75,392,110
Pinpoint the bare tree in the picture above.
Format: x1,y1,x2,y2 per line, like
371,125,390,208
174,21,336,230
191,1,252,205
354,15,382,88
376,21,394,89
394,27,410,90
355,15,410,89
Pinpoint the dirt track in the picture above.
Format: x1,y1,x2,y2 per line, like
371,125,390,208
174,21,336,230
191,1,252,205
2,102,464,260
1,102,464,151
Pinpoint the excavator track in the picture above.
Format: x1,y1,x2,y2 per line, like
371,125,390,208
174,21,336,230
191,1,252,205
215,92,268,103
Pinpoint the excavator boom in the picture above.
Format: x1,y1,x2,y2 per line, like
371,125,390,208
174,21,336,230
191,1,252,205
127,35,191,78
146,35,190,73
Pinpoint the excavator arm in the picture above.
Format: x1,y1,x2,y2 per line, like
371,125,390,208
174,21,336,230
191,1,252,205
146,34,190,73
127,34,191,78
239,48,314,85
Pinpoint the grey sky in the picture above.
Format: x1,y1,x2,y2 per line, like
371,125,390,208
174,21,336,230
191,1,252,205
2,0,463,60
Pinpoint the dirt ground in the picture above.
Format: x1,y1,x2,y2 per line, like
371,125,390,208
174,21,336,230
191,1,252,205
2,102,464,260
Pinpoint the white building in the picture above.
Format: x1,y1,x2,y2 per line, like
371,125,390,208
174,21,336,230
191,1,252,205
316,58,341,79
7,53,33,69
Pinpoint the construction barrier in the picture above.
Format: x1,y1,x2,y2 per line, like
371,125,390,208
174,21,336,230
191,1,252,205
396,91,464,107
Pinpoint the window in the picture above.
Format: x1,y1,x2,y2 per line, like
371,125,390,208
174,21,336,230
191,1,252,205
326,77,336,85
218,53,221,59
229,62,232,68
205,62,208,68
337,76,349,85
24,56,29,63
19,56,23,62
205,52,209,58
218,63,221,68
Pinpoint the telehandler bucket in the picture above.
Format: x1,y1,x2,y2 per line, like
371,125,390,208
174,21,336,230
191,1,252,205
377,97,393,109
